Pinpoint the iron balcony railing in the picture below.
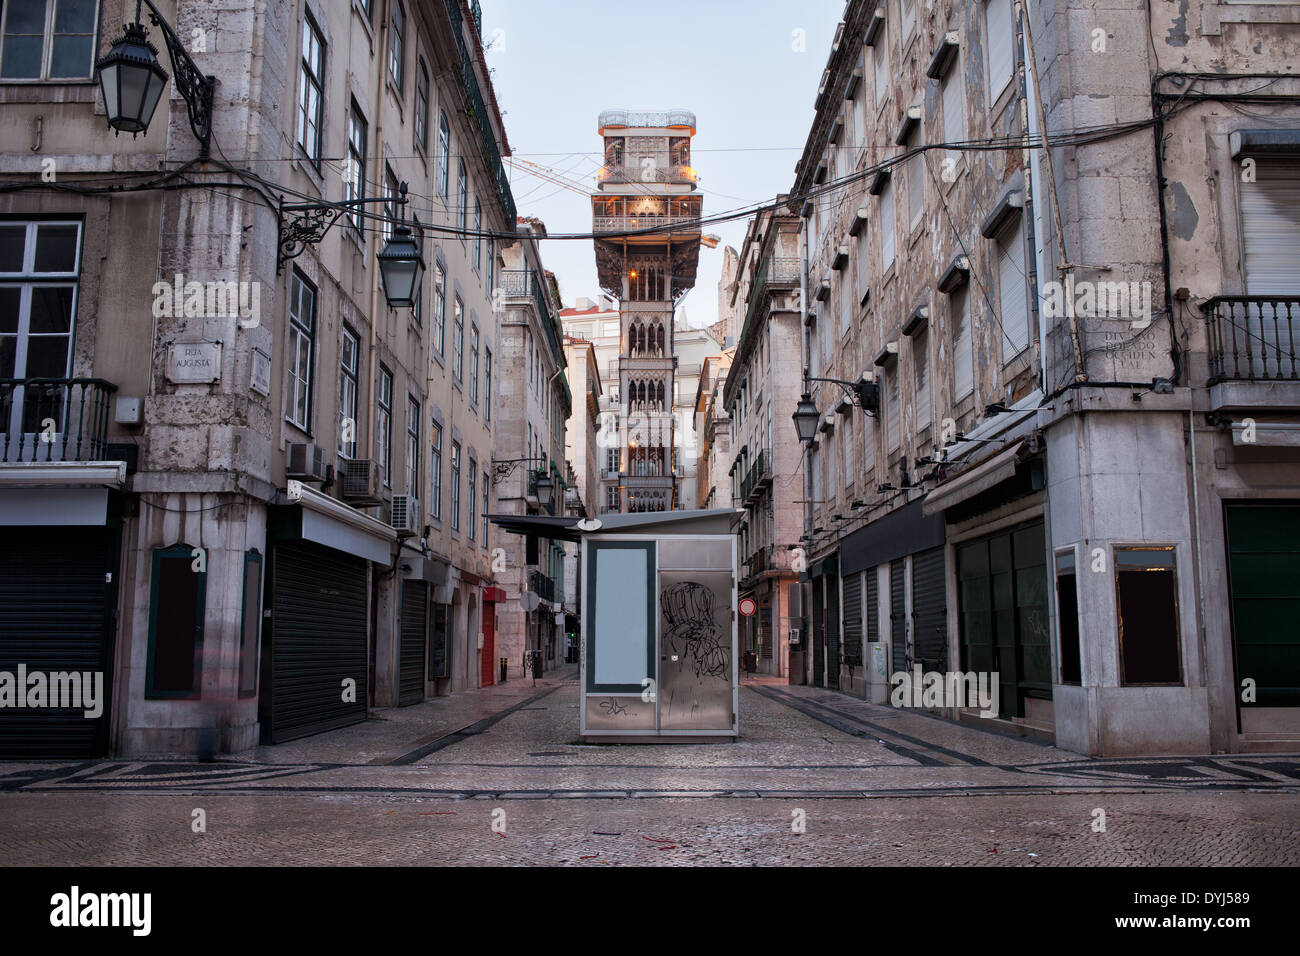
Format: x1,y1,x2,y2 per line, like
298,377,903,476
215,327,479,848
596,164,697,186
597,109,697,130
593,215,698,235
1202,295,1300,383
0,378,117,463
528,568,556,603
444,0,515,225
738,257,802,352
738,449,771,503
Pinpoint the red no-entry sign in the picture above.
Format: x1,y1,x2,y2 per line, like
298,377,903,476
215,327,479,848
738,597,757,617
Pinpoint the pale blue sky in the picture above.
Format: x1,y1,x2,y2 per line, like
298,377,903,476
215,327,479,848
484,0,845,327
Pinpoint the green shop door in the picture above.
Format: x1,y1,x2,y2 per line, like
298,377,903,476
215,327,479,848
1226,503,1300,708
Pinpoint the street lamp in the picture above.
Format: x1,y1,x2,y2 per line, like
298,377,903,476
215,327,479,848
94,0,215,156
377,225,426,308
535,474,555,510
96,23,168,137
792,393,821,443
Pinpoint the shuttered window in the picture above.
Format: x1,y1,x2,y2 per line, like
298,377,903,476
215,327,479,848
952,285,974,398
880,179,895,270
997,218,1030,361
873,25,889,106
886,361,900,450
942,56,964,150
1238,157,1300,379
913,326,931,428
985,0,1014,107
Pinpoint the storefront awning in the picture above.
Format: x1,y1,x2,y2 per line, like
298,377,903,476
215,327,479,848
282,484,396,564
923,442,1024,516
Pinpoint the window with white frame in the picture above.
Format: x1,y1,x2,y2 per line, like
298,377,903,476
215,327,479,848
375,364,392,486
297,12,325,165
430,422,443,520
457,160,468,237
469,323,480,406
985,0,1015,107
0,0,99,80
873,24,889,107
468,457,477,541
484,347,493,422
437,111,451,197
384,164,400,243
886,361,900,451
433,261,446,355
405,396,420,496
473,199,482,271
388,1,405,90
906,136,925,230
942,53,965,159
415,59,430,152
0,220,80,442
453,297,464,381
481,471,489,547
338,326,359,458
346,100,367,231
450,441,461,531
902,0,917,43
285,268,316,430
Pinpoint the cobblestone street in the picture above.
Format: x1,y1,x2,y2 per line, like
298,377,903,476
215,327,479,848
2,670,1297,866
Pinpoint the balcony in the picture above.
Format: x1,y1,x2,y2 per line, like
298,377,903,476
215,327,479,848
737,257,802,352
0,378,117,463
1203,296,1299,383
597,165,698,187
598,109,697,132
593,215,699,236
528,568,556,604
738,449,772,504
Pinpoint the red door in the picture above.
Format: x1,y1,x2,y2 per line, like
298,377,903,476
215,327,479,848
480,600,496,686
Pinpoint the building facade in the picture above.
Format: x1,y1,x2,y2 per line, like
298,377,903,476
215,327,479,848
0,0,534,756
778,0,1300,754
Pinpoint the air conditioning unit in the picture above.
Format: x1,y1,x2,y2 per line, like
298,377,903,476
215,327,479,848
286,442,329,482
340,459,382,504
390,495,420,537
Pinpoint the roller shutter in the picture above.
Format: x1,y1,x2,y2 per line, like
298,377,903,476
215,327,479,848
263,541,368,743
890,559,907,674
912,547,948,671
0,527,117,757
399,582,427,705
826,572,840,690
842,571,863,666
812,577,824,687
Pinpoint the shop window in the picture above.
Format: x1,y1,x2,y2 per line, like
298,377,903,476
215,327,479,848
427,603,450,680
239,550,262,697
146,544,206,699
1055,549,1081,684
1116,547,1182,684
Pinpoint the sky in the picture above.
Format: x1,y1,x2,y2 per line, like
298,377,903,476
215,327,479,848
483,0,846,328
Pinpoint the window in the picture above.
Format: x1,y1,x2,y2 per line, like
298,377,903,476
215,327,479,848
486,238,495,295
839,274,851,337
997,218,1030,361
358,0,374,22
0,0,99,80
298,12,325,165
285,268,316,430
873,24,889,107
1238,156,1300,378
145,544,206,699
238,550,262,697
405,396,420,496
606,485,619,510
913,326,930,429
473,200,482,272
437,111,451,197
427,603,449,679
902,0,917,42
433,261,446,355
1055,550,1081,684
0,221,80,443
384,165,401,243
338,326,359,458
430,422,443,520
470,324,480,405
885,361,900,451
942,55,965,160
415,60,430,152
879,179,895,270
376,365,392,486
481,471,490,547
468,458,477,542
453,297,464,381
606,448,619,475
457,160,468,238
450,441,461,531
952,285,973,399
985,0,1015,107
484,347,493,422
906,139,925,229
1115,547,1182,685
388,1,405,89
346,100,368,231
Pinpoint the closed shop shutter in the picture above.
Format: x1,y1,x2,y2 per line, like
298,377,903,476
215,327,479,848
826,572,840,690
842,571,863,666
890,559,907,674
812,576,825,687
399,582,427,705
264,541,368,743
0,527,116,757
911,547,947,670
865,570,879,644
